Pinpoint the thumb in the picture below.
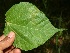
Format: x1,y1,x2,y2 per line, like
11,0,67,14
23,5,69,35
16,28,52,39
0,31,15,50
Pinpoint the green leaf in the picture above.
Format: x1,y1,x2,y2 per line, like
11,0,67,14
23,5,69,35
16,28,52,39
4,2,60,51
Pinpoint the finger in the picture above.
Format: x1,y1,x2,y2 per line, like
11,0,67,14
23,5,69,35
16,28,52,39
10,49,21,53
0,31,15,50
13,49,21,53
0,35,5,41
0,50,3,53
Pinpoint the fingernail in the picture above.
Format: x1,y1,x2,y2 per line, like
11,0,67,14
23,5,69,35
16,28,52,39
8,31,15,38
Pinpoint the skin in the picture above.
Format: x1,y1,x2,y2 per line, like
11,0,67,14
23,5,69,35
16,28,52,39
0,31,21,53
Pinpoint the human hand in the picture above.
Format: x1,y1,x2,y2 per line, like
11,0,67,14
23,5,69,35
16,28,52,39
0,31,21,53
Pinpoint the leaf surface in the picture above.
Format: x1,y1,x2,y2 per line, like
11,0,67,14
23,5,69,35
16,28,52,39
4,2,59,51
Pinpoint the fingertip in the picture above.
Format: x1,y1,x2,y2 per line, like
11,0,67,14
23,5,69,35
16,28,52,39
8,31,15,38
13,49,21,53
0,35,5,41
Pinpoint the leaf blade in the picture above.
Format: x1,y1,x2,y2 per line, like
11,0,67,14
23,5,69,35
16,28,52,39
4,2,59,51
